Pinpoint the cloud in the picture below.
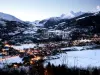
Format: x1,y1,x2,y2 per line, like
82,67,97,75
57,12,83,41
96,5,100,11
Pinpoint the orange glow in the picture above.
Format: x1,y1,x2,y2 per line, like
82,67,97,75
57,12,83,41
13,64,18,68
44,70,48,75
33,56,41,61
31,58,34,61
5,44,11,47
34,55,37,58
2,49,5,52
30,60,34,64
30,56,41,61
19,50,25,52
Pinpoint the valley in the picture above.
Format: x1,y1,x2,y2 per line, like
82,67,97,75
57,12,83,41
0,11,100,75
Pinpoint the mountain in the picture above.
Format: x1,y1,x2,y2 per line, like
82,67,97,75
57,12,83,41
27,11,85,28
0,12,21,21
0,12,30,42
60,11,85,19
39,11,85,28
0,11,100,44
36,11,100,40
29,20,44,27
76,11,100,33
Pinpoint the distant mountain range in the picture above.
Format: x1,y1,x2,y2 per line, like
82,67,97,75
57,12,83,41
0,11,100,43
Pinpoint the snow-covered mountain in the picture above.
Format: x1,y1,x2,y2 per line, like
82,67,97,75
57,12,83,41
0,12,21,21
0,11,99,43
27,20,44,28
28,11,85,28
0,12,30,41
60,11,85,19
37,11,85,28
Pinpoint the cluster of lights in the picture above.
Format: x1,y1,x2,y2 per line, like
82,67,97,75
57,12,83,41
29,56,41,64
31,56,41,61
5,44,11,47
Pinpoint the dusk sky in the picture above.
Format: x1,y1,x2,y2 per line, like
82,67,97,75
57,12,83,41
0,0,100,21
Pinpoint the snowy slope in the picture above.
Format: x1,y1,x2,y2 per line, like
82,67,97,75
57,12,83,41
44,49,100,68
0,12,21,21
0,56,22,68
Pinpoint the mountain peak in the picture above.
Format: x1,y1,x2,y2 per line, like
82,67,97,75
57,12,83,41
60,11,85,19
0,12,21,21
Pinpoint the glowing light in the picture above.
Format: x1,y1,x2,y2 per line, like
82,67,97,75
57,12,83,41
31,58,34,61
33,56,41,61
13,64,18,68
5,44,11,47
30,60,34,64
19,50,25,52
2,49,5,52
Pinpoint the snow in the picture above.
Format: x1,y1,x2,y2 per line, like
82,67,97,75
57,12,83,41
61,47,79,51
44,49,100,68
8,32,16,35
1,56,22,63
94,11,100,16
12,44,45,50
61,46,93,51
23,30,36,34
0,56,22,68
61,11,85,19
48,30,63,35
12,44,36,50
76,16,90,21
0,20,6,26
76,17,86,20
49,17,61,21
48,30,62,33
29,20,44,27
0,12,21,21
79,39,91,42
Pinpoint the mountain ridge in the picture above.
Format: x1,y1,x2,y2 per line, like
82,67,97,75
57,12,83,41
0,12,21,21
0,11,100,43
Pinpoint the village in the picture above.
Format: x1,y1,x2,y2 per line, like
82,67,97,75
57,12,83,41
0,34,99,75
0,34,100,68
